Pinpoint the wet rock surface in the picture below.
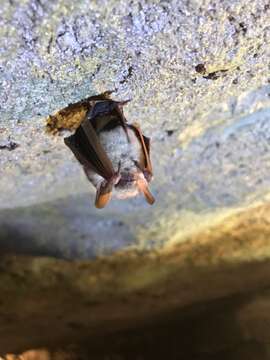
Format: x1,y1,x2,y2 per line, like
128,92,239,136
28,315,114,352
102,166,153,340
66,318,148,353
1,0,270,358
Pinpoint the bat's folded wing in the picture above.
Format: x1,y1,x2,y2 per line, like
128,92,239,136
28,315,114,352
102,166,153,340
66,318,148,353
130,123,153,177
64,118,115,181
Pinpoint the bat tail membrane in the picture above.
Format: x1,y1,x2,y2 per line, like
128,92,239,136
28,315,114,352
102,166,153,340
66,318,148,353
137,178,155,205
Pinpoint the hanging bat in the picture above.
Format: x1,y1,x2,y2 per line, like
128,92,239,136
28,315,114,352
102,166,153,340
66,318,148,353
64,94,155,208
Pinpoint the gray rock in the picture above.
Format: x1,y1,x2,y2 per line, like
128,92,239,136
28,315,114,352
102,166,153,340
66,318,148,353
1,0,270,253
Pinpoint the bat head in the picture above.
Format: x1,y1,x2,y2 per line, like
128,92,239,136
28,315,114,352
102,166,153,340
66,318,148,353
114,169,155,205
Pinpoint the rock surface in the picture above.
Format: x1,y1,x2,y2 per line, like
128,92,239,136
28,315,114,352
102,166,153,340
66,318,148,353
1,0,270,358
1,0,270,255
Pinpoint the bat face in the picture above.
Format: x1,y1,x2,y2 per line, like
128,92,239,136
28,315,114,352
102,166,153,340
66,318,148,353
64,94,155,208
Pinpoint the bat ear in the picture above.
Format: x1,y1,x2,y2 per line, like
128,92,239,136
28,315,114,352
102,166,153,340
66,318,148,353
137,178,155,205
95,182,113,209
95,190,112,208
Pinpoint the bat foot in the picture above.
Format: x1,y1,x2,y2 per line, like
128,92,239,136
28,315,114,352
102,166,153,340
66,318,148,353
118,99,132,106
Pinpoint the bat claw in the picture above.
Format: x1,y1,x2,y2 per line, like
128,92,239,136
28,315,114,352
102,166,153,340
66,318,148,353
111,172,121,186
109,161,121,185
104,164,121,187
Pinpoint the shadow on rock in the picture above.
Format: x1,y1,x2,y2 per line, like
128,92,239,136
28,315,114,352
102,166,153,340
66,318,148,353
0,223,63,258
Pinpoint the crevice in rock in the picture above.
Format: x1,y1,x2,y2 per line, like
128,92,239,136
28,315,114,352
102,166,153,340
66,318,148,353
46,91,113,134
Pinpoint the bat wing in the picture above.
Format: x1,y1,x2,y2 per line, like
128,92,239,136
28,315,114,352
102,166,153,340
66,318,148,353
130,123,155,204
130,123,153,176
65,99,131,181
64,116,115,181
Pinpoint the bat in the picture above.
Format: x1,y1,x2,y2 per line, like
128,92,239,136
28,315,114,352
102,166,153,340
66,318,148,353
64,94,155,208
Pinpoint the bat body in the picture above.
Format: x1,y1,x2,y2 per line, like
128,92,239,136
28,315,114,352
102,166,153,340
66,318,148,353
64,95,155,208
